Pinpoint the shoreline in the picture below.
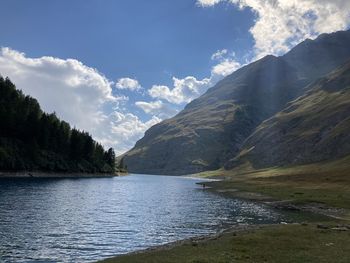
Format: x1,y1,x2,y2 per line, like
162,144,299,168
197,182,349,221
97,174,350,262
0,171,120,178
98,220,350,263
99,223,275,260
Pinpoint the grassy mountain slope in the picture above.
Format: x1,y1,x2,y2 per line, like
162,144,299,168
124,56,307,175
122,30,350,175
228,61,350,169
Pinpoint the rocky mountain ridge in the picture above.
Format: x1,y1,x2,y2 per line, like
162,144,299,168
227,61,350,169
121,30,350,175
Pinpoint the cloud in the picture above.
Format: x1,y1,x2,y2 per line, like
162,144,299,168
197,0,350,58
197,0,222,7
148,76,212,104
116,77,142,91
135,100,179,118
0,47,158,155
109,112,161,153
148,50,241,104
211,50,241,77
0,47,117,130
211,49,228,60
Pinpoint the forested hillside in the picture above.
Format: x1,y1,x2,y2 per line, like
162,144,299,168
0,76,116,173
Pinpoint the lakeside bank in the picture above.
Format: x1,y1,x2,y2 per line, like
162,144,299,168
0,171,126,178
97,159,350,263
98,222,350,263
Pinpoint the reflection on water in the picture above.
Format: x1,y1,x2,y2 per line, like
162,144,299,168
1,174,286,262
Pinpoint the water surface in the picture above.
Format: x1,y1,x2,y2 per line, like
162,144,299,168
1,174,288,262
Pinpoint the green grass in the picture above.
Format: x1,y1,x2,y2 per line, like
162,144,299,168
200,156,350,210
98,223,350,263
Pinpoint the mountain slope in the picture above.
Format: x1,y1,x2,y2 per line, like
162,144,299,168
283,30,350,81
226,61,350,169
122,30,350,175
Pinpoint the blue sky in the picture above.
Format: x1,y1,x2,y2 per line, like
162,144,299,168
1,0,349,154
1,0,253,81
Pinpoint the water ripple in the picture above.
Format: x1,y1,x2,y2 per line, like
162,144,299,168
0,174,287,262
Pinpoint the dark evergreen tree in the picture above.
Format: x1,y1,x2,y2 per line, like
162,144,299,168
0,76,117,173
105,148,116,170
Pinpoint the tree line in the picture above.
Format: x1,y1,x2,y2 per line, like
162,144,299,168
0,76,116,173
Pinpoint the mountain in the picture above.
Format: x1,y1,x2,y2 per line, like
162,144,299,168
122,30,350,175
226,61,350,169
0,77,116,173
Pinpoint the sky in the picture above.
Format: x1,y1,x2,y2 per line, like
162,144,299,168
0,0,350,155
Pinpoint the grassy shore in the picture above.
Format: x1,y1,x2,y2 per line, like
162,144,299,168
97,157,350,263
202,156,350,214
100,223,350,263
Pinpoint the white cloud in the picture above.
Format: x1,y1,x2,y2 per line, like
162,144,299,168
148,50,241,104
211,49,228,60
0,47,159,155
148,76,212,104
116,77,142,91
197,0,222,7
109,112,161,153
135,100,179,118
0,47,117,131
211,57,241,77
197,0,350,58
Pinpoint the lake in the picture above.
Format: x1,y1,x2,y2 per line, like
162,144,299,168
1,174,290,262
